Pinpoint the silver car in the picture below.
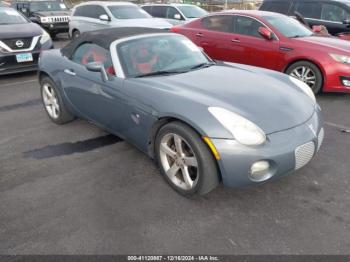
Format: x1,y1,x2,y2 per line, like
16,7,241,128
69,1,172,39
38,28,324,196
141,4,208,25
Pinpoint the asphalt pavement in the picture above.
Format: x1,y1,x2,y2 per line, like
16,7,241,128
0,35,350,255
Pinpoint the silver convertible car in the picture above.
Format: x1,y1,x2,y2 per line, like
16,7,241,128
38,28,324,196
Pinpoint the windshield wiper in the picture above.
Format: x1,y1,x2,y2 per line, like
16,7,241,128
134,70,186,78
289,35,305,38
189,61,215,70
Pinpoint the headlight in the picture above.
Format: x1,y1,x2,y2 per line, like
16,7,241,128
289,76,316,104
40,30,51,45
208,107,266,146
330,53,350,64
40,17,49,23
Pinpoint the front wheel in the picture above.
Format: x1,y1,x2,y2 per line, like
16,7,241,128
40,76,75,124
286,61,323,94
155,121,219,196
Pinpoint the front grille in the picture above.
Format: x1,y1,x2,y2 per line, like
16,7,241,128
2,38,32,50
295,141,315,170
317,128,325,151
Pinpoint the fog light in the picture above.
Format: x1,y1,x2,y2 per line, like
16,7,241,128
50,24,54,28
340,77,350,87
249,161,272,182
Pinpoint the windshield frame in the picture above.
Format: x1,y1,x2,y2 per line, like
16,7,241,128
176,5,208,19
262,15,314,38
29,1,68,12
110,33,211,79
107,5,151,20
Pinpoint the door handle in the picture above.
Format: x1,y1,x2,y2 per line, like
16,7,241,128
231,39,240,43
196,32,203,37
64,69,76,76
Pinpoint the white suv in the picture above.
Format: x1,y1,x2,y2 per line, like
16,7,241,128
69,1,172,39
141,4,208,25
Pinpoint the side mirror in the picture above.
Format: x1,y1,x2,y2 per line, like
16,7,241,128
86,62,109,82
174,13,181,20
258,27,273,40
99,14,110,22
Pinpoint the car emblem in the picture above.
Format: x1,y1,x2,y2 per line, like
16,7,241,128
308,124,317,137
16,40,24,48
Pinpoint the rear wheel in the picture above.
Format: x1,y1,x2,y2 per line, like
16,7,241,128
40,76,75,124
286,61,323,94
155,121,219,196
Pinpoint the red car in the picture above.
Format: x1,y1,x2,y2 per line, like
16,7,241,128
171,10,350,93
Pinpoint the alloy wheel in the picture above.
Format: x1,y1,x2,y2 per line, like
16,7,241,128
42,83,60,119
289,66,316,90
159,133,199,190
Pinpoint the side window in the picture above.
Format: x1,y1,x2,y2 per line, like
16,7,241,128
295,2,321,19
73,6,85,17
141,6,152,15
321,3,350,22
152,6,166,18
72,43,115,75
265,1,291,14
166,7,181,19
201,15,233,32
234,16,264,38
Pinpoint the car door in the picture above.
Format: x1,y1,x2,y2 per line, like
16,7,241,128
192,15,241,62
231,15,280,70
59,43,125,130
319,2,350,35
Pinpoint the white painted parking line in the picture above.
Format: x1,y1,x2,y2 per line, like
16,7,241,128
0,79,37,88
325,121,350,132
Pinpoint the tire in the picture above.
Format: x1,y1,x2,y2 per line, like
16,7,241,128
286,61,323,94
40,76,75,125
72,30,80,40
155,121,219,196
49,32,57,40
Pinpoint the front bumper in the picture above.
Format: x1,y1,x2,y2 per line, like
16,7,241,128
211,106,324,188
323,62,350,93
41,22,69,34
0,42,53,75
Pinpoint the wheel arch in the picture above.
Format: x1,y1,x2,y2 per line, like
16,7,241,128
283,58,326,89
148,116,222,180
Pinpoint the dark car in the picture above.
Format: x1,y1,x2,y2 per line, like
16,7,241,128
0,6,53,75
11,0,70,38
260,0,350,36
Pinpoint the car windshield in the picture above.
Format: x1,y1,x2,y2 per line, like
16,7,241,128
262,15,313,38
0,8,27,24
177,5,207,18
117,35,213,78
30,1,67,12
108,5,151,19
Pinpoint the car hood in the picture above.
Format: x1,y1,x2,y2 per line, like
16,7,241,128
294,36,350,53
140,64,315,134
33,11,71,17
0,22,42,39
111,18,172,29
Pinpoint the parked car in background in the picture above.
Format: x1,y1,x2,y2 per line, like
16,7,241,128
259,0,350,36
172,10,350,93
69,2,172,39
0,6,53,75
11,0,70,38
141,4,208,25
38,27,323,196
